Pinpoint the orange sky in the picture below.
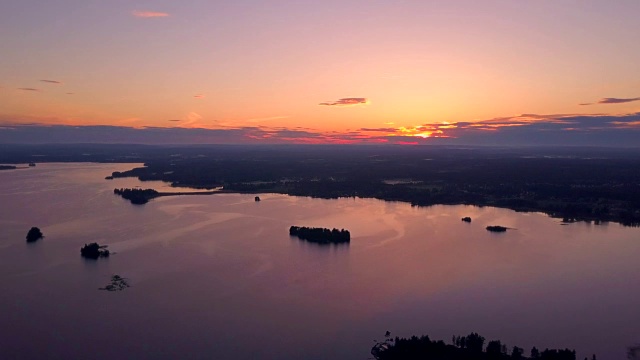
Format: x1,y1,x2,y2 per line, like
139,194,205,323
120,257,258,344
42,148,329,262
1,1,639,143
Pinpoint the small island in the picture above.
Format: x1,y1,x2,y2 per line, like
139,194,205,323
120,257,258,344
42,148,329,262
461,217,472,223
26,227,44,242
80,242,110,259
0,165,17,171
255,196,261,202
99,275,130,291
28,163,36,167
289,226,350,244
114,188,159,205
486,225,508,232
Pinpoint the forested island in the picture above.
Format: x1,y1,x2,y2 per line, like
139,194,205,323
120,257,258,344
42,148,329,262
372,332,589,360
0,165,17,170
80,242,110,259
289,226,351,244
2,144,640,226
486,225,508,232
26,227,43,242
114,188,160,204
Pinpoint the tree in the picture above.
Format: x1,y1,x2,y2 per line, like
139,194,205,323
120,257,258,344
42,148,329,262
531,347,540,359
26,227,43,242
512,346,524,359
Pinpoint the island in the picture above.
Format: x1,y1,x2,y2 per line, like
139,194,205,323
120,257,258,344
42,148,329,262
28,163,36,167
486,225,508,232
289,226,350,244
26,227,44,242
255,196,261,202
99,275,130,291
0,165,17,171
80,243,110,259
114,188,159,204
461,217,472,223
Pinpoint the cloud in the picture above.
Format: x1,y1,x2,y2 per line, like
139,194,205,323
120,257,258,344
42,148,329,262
581,97,640,105
194,94,205,99
132,10,169,18
17,88,40,92
168,119,181,122
40,79,62,84
2,113,640,146
319,98,369,106
66,93,74,95
598,97,640,104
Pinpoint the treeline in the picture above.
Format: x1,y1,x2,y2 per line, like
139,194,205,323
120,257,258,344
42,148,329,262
372,332,591,360
113,188,159,205
96,146,640,226
289,226,350,244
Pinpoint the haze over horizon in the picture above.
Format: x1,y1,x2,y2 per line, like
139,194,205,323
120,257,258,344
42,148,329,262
1,1,639,146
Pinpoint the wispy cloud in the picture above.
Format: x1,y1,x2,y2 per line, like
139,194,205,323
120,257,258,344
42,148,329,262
168,119,181,122
581,97,640,105
132,10,169,18
319,98,369,106
194,94,205,99
2,113,639,146
598,97,640,104
17,88,40,92
40,79,62,84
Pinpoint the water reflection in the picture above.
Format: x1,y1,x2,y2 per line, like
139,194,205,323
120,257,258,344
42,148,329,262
0,163,638,360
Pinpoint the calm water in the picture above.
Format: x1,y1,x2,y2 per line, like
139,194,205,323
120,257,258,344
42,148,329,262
0,163,638,359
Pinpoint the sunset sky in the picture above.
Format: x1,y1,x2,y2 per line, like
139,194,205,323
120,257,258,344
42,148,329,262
1,0,639,145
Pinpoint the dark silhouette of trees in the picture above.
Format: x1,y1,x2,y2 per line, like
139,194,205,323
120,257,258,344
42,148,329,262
512,347,524,360
114,188,159,205
373,332,581,360
531,347,540,359
26,227,43,242
462,217,472,223
80,243,110,259
486,225,508,232
289,226,350,244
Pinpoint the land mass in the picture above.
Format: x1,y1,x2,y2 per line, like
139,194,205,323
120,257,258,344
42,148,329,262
114,187,223,204
372,332,586,360
1,144,639,226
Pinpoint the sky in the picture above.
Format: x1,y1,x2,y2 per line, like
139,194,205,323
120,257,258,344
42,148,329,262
1,0,639,145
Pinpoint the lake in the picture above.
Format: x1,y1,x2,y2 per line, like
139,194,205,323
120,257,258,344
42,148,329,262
0,163,638,359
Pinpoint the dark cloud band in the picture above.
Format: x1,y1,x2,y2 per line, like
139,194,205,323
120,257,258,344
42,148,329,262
319,98,368,106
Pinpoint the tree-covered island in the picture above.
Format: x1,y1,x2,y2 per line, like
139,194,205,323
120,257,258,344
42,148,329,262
26,227,44,242
114,188,160,205
289,226,350,244
486,225,508,232
80,243,110,259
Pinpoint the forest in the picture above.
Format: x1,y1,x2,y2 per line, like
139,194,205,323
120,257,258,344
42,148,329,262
2,144,640,225
371,332,591,360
